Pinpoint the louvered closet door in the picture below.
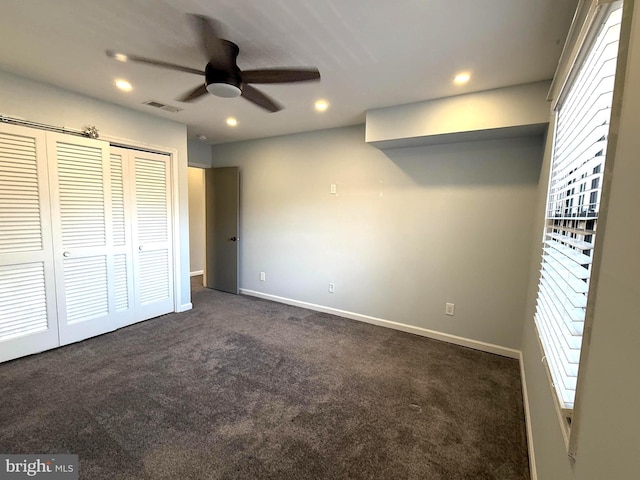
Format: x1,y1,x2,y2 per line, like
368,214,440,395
47,134,120,345
127,150,174,323
0,125,59,362
109,148,135,326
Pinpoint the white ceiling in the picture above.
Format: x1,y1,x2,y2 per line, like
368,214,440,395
0,0,578,145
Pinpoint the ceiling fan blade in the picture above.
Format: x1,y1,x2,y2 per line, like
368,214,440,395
188,14,229,69
241,68,321,84
177,83,209,102
106,50,204,76
241,84,282,112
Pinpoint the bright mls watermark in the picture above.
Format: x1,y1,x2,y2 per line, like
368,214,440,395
0,455,77,479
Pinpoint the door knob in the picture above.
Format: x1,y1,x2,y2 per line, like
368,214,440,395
229,236,238,242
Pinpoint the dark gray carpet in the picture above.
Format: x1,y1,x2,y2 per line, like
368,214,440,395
0,277,530,479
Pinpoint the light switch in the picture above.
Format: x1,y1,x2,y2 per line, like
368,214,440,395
445,303,455,316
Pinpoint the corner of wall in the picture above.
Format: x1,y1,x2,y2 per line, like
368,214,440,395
187,140,213,168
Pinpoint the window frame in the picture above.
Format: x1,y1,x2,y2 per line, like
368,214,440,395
535,0,625,451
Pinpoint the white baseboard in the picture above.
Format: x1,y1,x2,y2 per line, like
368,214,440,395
239,289,520,359
519,353,537,480
176,302,193,313
190,270,204,277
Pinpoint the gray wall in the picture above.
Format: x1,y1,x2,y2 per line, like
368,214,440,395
187,140,211,275
188,140,213,168
212,126,543,350
188,167,205,274
521,0,640,477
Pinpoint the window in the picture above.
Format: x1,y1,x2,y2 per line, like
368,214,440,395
534,3,623,417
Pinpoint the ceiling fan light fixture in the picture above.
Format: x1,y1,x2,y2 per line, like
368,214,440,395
107,16,320,112
205,62,242,98
206,82,242,98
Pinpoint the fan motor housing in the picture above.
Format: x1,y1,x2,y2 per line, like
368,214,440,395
205,40,242,98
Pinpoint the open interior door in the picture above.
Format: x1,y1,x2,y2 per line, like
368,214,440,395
204,167,239,294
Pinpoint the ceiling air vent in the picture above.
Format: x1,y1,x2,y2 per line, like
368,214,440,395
142,100,183,113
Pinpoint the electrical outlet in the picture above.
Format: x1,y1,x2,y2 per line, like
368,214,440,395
445,303,455,316
328,282,335,293
260,272,266,282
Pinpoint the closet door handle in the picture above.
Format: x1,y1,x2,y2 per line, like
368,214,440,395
63,251,71,258
139,245,144,251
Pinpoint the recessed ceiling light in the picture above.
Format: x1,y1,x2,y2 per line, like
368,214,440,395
454,72,471,85
314,99,329,112
115,79,133,92
226,117,238,127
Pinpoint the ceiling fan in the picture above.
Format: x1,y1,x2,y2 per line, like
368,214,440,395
106,14,320,112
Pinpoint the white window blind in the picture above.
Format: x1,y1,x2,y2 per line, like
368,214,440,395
534,4,622,413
